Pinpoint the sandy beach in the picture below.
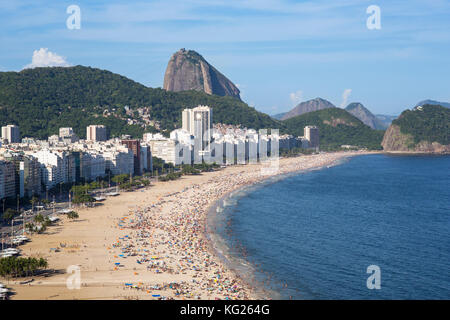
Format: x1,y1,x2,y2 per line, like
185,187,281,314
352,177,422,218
3,151,372,300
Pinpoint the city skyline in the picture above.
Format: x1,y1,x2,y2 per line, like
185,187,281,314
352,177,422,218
1,0,449,116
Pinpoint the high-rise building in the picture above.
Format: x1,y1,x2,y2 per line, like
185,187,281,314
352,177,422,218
140,144,153,173
103,149,134,176
0,168,3,200
304,126,319,148
1,125,20,143
32,149,65,189
182,105,212,151
0,160,16,199
86,125,107,142
121,139,141,176
3,153,41,198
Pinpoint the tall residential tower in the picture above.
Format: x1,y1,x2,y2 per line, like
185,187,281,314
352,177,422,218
86,125,107,142
1,125,20,143
182,105,212,151
304,126,319,149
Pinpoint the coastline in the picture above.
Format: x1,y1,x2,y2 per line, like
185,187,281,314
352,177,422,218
4,151,374,300
383,150,450,155
204,152,362,300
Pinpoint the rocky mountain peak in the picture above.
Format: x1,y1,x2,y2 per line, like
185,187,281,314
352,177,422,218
281,97,335,120
345,102,386,129
163,49,241,100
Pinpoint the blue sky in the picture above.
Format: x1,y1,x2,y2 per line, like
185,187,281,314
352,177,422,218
0,0,449,116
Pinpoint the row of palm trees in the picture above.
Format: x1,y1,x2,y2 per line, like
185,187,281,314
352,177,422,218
0,256,48,278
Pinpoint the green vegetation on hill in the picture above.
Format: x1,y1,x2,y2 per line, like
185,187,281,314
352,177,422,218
392,105,450,145
0,66,280,139
0,66,387,150
282,108,385,150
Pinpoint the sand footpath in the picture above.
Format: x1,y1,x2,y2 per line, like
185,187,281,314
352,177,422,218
4,151,373,300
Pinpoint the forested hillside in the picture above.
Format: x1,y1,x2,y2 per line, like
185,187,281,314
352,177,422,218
0,66,279,139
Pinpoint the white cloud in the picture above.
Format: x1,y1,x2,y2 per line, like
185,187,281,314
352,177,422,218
289,90,303,106
23,48,71,69
340,89,352,108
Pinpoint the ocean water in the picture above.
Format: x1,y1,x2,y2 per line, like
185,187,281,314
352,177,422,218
211,154,450,299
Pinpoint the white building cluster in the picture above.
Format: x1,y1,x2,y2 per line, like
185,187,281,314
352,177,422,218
145,105,319,166
0,107,317,200
0,125,153,200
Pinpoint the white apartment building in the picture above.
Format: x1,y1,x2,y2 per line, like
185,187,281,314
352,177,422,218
144,133,177,165
33,149,65,189
103,149,134,176
1,125,20,144
170,129,194,146
304,126,319,148
86,125,107,142
90,153,106,179
80,152,106,181
182,105,212,152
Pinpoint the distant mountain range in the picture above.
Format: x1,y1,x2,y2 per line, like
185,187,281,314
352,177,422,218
375,114,398,128
274,98,392,130
345,102,386,130
271,112,287,120
280,98,336,120
163,48,241,100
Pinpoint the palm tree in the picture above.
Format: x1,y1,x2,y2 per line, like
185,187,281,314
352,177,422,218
31,196,39,212
34,214,44,224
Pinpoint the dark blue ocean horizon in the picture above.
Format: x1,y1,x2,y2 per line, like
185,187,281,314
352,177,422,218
216,154,450,299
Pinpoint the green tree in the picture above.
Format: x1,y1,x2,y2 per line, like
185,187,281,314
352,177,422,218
66,211,79,219
2,208,17,223
72,193,95,205
34,214,44,224
31,196,39,212
111,174,129,185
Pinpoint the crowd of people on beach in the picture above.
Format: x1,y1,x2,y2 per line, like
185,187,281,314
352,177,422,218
106,153,350,300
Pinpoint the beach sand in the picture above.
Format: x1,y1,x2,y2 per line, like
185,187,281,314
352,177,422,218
4,151,371,300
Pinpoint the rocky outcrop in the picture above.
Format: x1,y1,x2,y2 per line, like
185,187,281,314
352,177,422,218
281,98,335,120
345,102,386,129
163,49,240,99
382,124,450,153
